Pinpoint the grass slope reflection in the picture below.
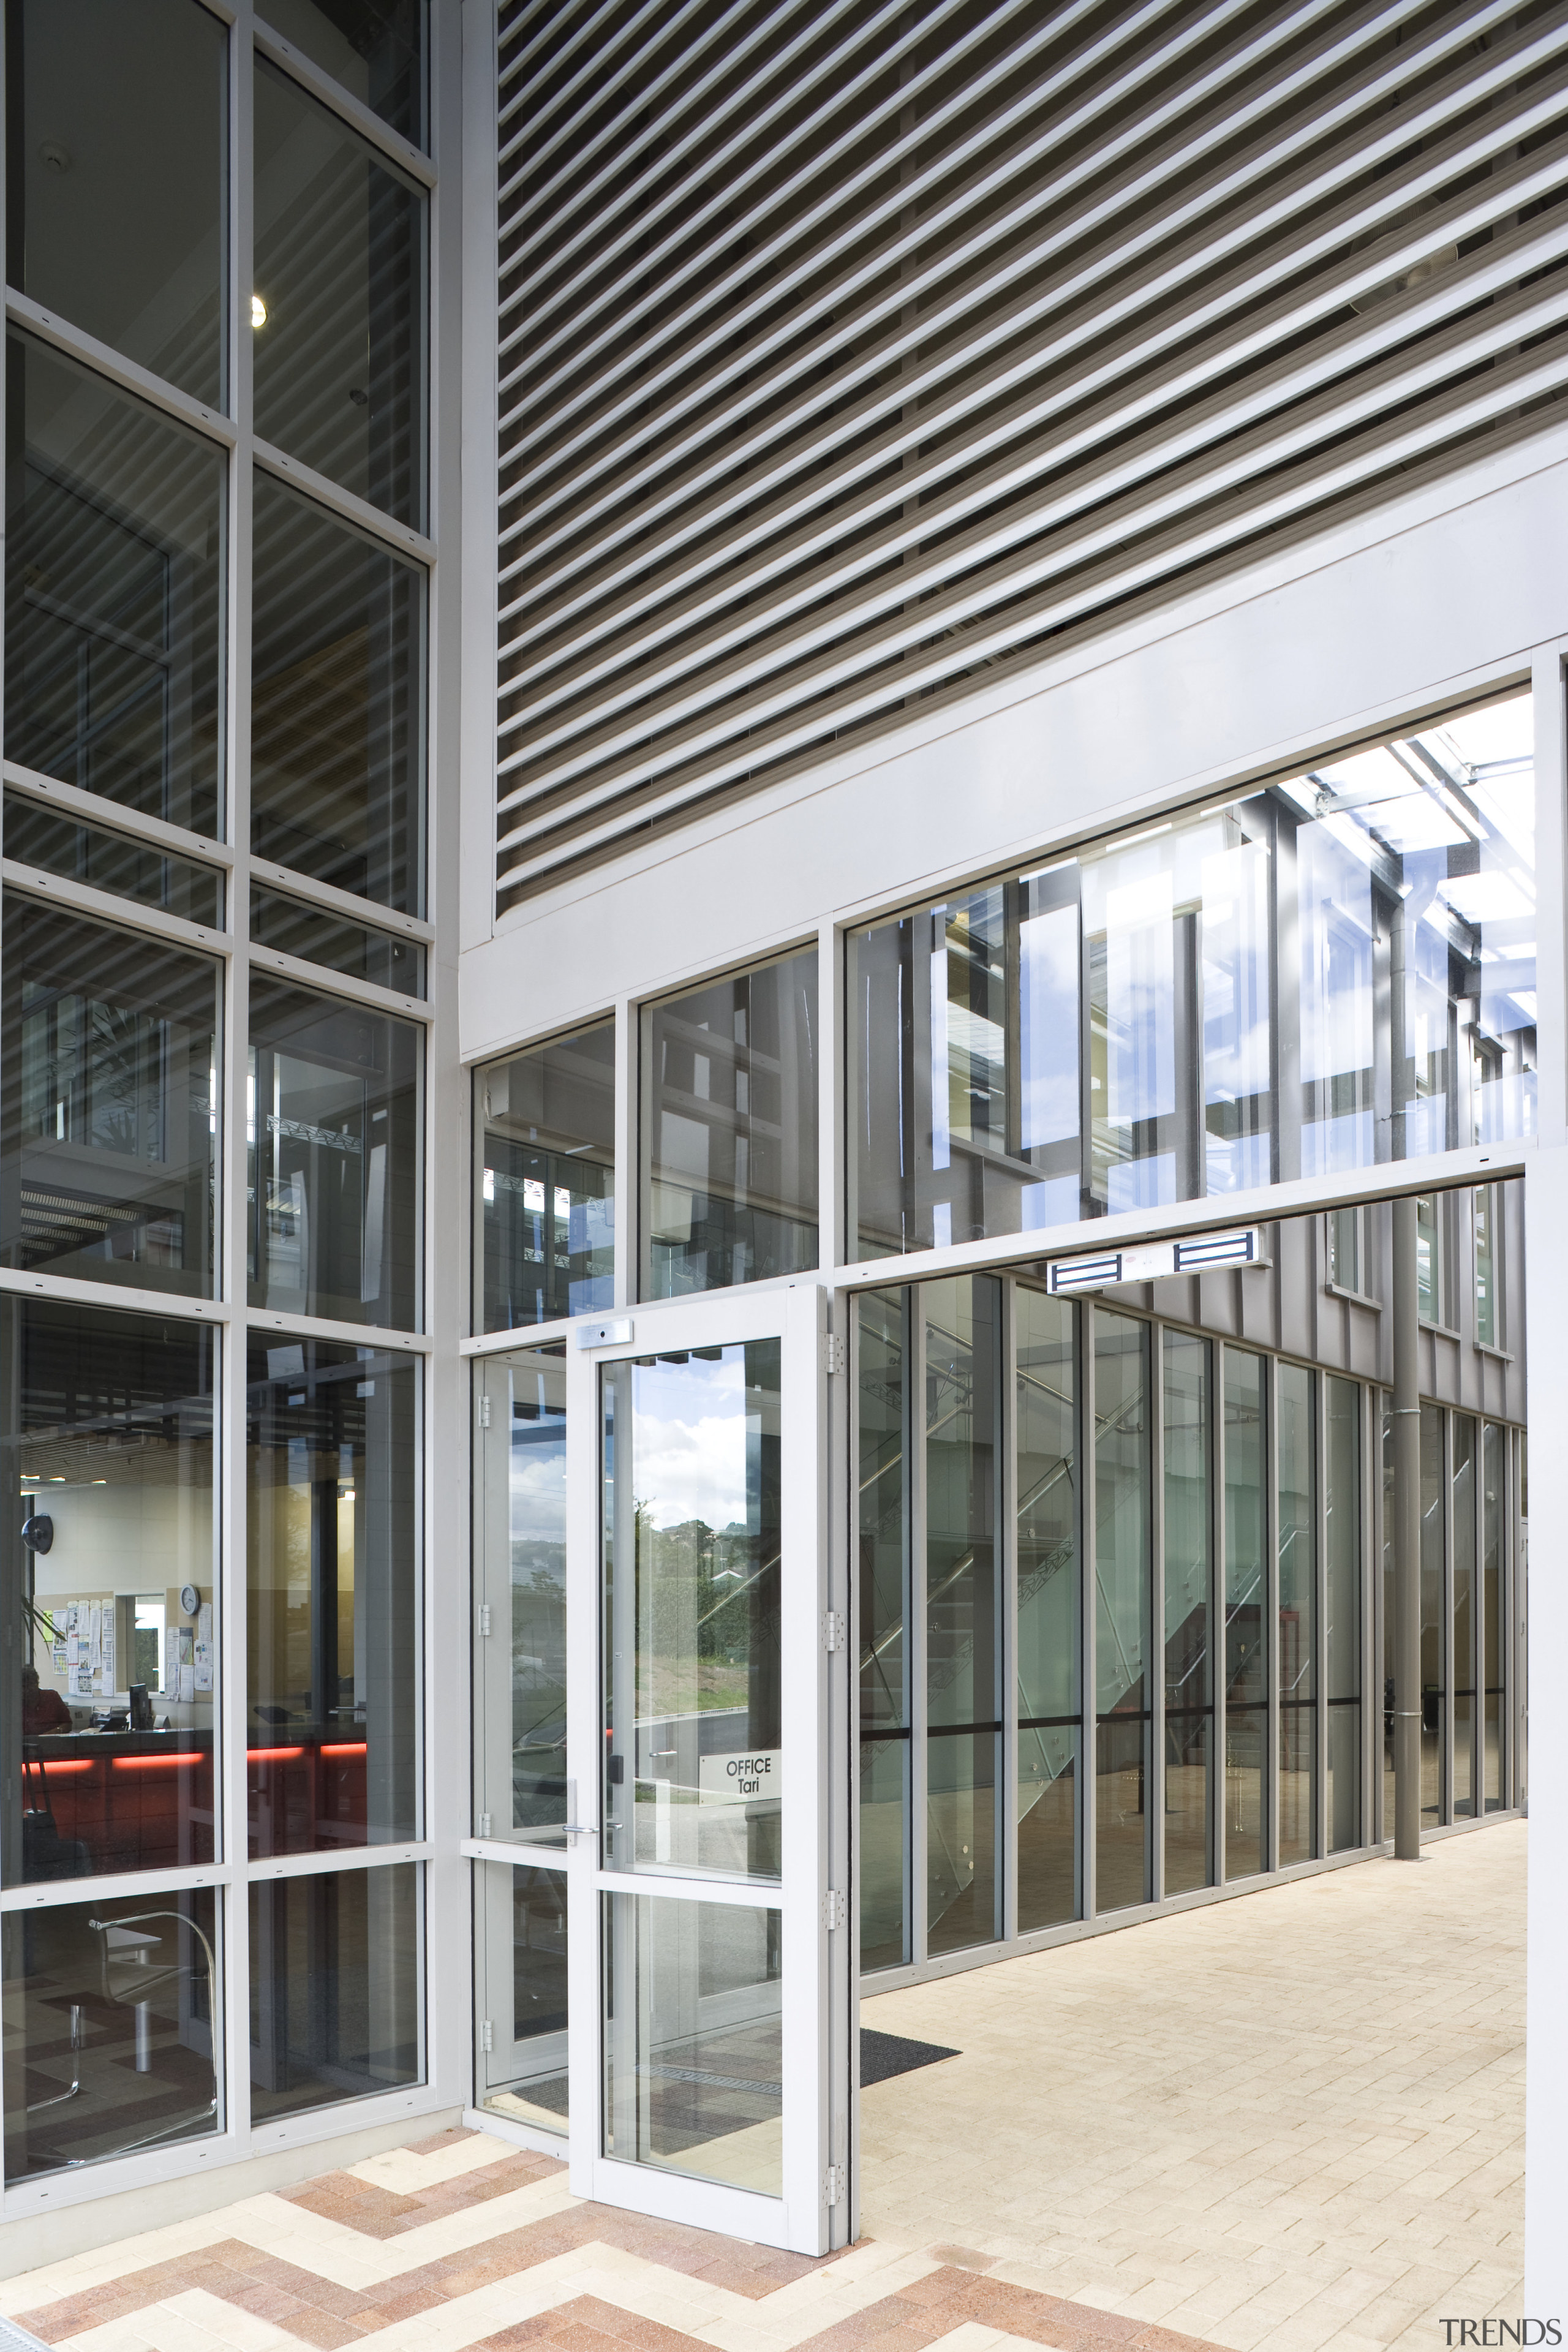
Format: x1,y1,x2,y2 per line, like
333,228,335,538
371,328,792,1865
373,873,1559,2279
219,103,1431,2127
603,1344,781,1883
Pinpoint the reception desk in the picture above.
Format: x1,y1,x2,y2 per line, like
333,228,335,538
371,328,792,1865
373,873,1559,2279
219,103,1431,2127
19,1728,376,1875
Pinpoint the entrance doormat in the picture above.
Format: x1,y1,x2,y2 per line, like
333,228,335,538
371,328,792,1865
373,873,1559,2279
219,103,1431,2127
861,2026,960,2085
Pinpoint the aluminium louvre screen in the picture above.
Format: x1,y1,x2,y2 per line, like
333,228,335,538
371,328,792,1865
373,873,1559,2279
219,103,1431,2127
494,0,1568,912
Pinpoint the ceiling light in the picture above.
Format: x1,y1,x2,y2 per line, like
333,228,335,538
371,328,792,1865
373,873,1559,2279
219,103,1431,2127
251,294,268,330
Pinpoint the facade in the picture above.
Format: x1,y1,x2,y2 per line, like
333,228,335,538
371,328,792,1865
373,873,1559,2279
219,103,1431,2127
0,0,1565,2318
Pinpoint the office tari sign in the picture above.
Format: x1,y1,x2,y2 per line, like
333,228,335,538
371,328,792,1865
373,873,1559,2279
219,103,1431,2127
699,1751,780,1804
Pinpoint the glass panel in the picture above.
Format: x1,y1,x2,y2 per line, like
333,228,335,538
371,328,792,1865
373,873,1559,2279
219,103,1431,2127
251,886,426,997
1085,804,1272,1212
1163,1329,1210,1896
1326,1206,1360,1293
1095,1308,1148,1911
1382,1393,1393,1842
1417,1195,1444,1324
5,793,224,927
1452,1415,1477,1819
1420,1403,1444,1824
858,1290,908,1967
6,331,225,837
925,1275,1000,1953
477,1349,567,1843
603,1343,781,1882
603,1891,781,2195
2,1887,220,2179
247,976,421,1330
1,1299,215,1884
853,694,1534,1250
1483,1422,1505,1809
1474,1186,1498,1348
253,57,426,525
249,1862,421,2119
858,1737,908,1972
1,896,219,1296
1223,1348,1265,1880
478,1861,567,2134
246,1340,420,1858
1276,1363,1315,1868
6,1,225,402
643,953,817,1297
1016,1286,1078,1930
260,0,429,146
927,1732,997,1953
251,473,425,911
1325,1376,1361,1853
477,1025,614,1332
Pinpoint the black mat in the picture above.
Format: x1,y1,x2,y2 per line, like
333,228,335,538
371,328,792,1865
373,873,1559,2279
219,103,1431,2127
861,2026,960,2086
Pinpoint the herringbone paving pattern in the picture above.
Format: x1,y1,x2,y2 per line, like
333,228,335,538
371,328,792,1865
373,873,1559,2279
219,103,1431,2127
0,1823,1523,2352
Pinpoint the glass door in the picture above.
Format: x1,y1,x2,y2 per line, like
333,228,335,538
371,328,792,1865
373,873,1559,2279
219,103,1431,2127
563,1284,839,2252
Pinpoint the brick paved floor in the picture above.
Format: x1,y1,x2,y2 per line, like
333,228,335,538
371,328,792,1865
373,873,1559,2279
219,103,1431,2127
0,1822,1523,2352
859,1820,1526,2352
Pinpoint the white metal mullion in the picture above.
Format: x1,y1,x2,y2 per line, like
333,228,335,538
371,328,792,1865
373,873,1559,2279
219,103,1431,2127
497,0,1300,468
0,865,231,956
4,290,237,444
1150,1319,1166,1905
499,157,1568,750
1265,1355,1279,1874
910,1290,929,1964
497,257,1568,818
252,437,434,562
1001,1280,1020,1942
496,0,1511,526
0,1269,229,1322
616,995,636,1308
253,18,435,183
246,940,429,1022
1081,1302,1097,1920
499,0,1053,369
1362,1381,1377,1847
2,761,236,868
1213,1340,1227,1890
249,855,434,943
1316,1371,1329,1861
245,1842,434,1883
495,34,1565,652
246,1309,431,1352
496,336,1568,881
222,0,257,2156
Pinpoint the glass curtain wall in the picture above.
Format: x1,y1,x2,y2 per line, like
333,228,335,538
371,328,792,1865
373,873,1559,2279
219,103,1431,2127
852,693,1535,1257
1376,1395,1513,1840
0,5,434,2187
854,1275,1478,1979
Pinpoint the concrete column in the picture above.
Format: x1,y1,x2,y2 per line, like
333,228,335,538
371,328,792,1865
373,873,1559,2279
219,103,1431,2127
1392,1192,1421,1862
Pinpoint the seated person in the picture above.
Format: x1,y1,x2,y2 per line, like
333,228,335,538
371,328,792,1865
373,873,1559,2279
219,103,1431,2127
21,1662,74,1736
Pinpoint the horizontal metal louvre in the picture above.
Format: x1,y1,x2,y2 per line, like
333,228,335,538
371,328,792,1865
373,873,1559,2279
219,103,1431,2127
495,0,1568,911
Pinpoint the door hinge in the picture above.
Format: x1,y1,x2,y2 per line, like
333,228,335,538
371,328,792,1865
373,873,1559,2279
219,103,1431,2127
479,2019,493,2053
821,1888,843,1930
478,1811,492,1839
823,1611,845,1653
478,1603,492,1637
478,1393,491,1428
823,2164,844,2207
823,1333,845,1374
